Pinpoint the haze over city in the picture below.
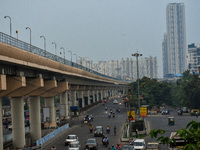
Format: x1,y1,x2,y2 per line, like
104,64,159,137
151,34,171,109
1,0,200,77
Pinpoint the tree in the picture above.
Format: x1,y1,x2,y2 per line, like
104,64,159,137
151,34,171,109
150,120,200,150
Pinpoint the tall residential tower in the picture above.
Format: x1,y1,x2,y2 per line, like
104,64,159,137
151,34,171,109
163,3,187,77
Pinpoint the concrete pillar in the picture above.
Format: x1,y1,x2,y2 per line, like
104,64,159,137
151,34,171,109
11,97,25,148
70,91,77,106
0,98,3,150
60,92,69,118
78,91,84,108
44,97,55,122
96,90,99,102
84,90,90,105
29,96,41,142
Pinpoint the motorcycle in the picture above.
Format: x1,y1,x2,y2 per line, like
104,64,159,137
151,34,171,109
102,139,109,147
89,127,93,133
114,129,116,135
108,114,111,118
112,113,115,118
106,128,110,134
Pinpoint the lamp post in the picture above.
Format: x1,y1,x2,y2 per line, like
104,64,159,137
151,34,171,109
73,53,77,63
132,52,142,118
60,47,65,64
68,50,72,63
52,42,57,60
4,16,12,36
26,27,31,52
40,35,46,57
79,57,83,65
16,30,18,40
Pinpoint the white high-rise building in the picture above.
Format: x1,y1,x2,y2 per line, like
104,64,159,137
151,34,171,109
163,3,187,77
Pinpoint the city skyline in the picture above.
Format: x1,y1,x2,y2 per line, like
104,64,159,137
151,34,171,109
1,0,200,78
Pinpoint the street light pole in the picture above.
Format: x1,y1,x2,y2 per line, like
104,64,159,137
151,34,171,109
26,27,31,52
73,53,77,63
4,16,12,36
68,50,72,63
60,47,65,64
52,42,57,60
40,35,46,57
132,52,142,118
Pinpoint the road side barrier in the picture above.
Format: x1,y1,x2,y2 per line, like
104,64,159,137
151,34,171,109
35,123,69,146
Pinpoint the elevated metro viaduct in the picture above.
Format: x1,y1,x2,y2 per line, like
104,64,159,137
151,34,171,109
0,41,128,149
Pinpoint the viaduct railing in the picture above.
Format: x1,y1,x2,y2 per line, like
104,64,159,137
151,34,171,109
0,32,119,81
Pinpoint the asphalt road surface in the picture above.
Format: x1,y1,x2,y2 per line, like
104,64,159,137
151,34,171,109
145,108,200,150
46,97,127,150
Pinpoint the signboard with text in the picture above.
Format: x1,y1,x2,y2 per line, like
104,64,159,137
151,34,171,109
140,107,147,117
127,111,135,122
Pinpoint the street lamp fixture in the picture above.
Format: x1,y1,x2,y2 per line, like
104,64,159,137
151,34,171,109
132,52,142,118
40,35,46,57
4,16,12,36
52,42,57,61
26,27,32,52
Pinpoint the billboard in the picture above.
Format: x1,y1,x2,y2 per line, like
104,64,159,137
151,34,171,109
127,111,135,122
140,107,147,117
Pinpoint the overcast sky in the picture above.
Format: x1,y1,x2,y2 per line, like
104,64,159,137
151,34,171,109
1,0,200,77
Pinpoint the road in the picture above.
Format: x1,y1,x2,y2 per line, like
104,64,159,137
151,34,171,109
145,108,200,150
46,97,127,150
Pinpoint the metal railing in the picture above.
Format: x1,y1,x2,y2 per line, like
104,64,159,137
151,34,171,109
0,32,120,81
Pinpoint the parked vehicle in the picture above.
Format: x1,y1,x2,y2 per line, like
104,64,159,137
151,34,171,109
113,100,118,104
65,135,78,146
133,139,146,150
147,142,160,150
85,138,98,149
181,107,189,113
94,126,103,137
68,141,80,150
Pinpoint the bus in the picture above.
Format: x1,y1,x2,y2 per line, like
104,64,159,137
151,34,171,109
169,132,187,150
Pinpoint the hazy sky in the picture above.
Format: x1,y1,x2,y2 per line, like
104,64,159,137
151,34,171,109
1,0,200,77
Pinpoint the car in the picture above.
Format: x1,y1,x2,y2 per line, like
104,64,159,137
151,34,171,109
8,124,12,131
113,100,118,104
161,109,170,115
85,138,98,149
181,107,189,113
147,142,160,150
133,139,146,150
121,145,134,150
94,126,103,137
68,141,81,150
65,135,79,146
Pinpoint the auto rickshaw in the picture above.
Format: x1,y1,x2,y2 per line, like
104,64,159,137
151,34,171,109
168,117,175,125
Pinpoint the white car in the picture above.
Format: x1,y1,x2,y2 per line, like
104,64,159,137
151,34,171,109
113,100,118,104
133,139,146,150
65,135,79,146
68,141,80,150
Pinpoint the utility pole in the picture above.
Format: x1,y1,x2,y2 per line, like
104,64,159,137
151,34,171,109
132,52,142,118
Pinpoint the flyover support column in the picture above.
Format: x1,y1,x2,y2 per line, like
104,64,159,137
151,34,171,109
71,91,77,106
45,97,56,122
78,91,84,108
84,90,90,105
60,92,69,119
0,98,3,150
11,97,25,148
96,90,99,102
29,96,41,142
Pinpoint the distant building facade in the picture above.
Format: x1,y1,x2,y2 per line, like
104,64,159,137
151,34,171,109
188,43,200,74
163,3,187,78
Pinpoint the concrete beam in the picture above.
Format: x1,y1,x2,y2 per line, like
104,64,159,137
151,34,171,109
29,79,57,96
42,81,68,97
69,85,79,91
8,78,44,97
0,76,26,97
